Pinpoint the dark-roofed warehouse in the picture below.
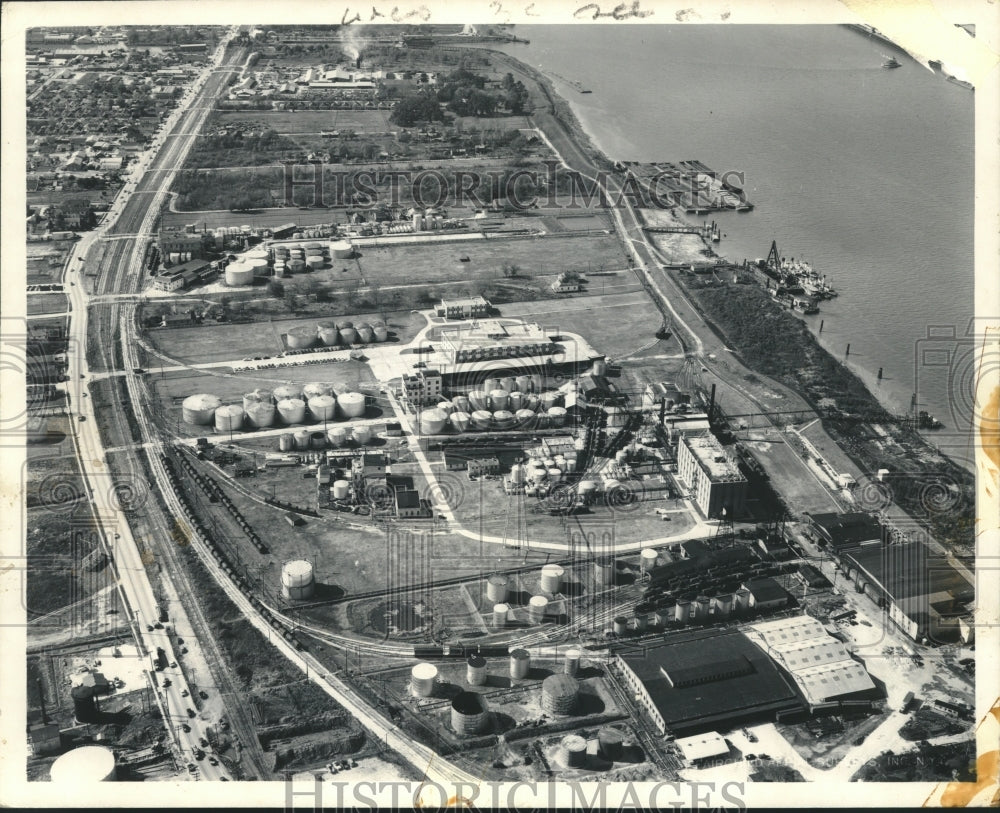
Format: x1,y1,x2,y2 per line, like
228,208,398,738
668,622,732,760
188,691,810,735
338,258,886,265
613,629,803,735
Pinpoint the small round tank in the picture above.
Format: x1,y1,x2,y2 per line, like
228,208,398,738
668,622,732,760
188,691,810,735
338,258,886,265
286,326,316,349
470,410,492,430
450,691,489,736
332,480,350,500
541,564,564,594
560,734,588,768
328,426,348,447
281,560,315,600
411,662,438,697
273,384,303,402
564,648,582,676
293,430,311,450
452,395,471,414
279,432,295,451
547,406,568,427
528,595,549,623
486,574,508,603
492,603,509,628
466,654,487,686
492,410,515,429
338,327,358,345
351,425,372,445
509,648,530,679
489,389,509,411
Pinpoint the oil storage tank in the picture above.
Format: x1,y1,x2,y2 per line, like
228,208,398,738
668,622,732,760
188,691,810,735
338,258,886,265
274,384,303,402
598,727,624,761
50,745,117,783
528,595,549,623
452,395,471,414
489,389,509,411
564,648,582,676
470,410,492,431
277,398,307,425
286,326,317,350
281,560,315,600
411,663,438,697
547,406,567,427
486,574,508,603
594,556,614,585
328,426,348,447
293,430,311,450
351,425,372,445
419,408,448,435
318,325,340,346
449,412,471,433
242,388,273,411
303,382,333,401
356,323,374,344
224,262,254,287
492,410,515,430
372,323,389,342
214,404,244,433
515,408,536,429
540,564,564,594
332,480,350,501
338,326,358,346
468,390,489,411
541,674,578,715
182,394,221,425
331,239,354,259
559,734,588,768
451,691,489,735
308,395,337,422
640,548,659,573
337,392,366,419
466,654,487,686
509,649,530,679
492,603,509,628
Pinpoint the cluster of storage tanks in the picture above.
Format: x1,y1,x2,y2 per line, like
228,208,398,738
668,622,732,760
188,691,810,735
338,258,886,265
285,318,389,350
271,241,331,275
419,379,568,436
181,384,368,431
223,247,271,287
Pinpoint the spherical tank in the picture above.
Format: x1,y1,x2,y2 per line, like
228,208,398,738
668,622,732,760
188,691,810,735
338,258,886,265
492,410,515,429
468,390,489,411
308,395,337,422
332,480,350,500
541,674,578,714
419,408,448,435
372,324,389,342
492,603,509,628
286,326,317,349
273,384,303,402
293,430,311,450
466,654,487,686
452,395,471,414
50,745,116,782
277,398,307,425
489,389,509,412
182,393,221,425
281,560,315,600
279,432,295,452
509,648,531,679
318,326,340,346
560,734,588,768
515,374,532,393
528,595,549,623
540,564,564,594
486,574,509,603
411,662,438,697
547,406,567,427
338,327,358,345
564,648,582,676
337,392,366,419
470,410,492,431
449,412,471,433
450,691,489,735
214,404,245,433
244,401,275,429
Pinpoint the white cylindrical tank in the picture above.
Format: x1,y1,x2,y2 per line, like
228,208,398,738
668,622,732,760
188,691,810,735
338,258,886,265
357,325,374,344
351,425,372,445
242,388,273,411
373,324,389,342
225,262,254,287
578,480,598,498
411,662,438,697
452,395,471,414
492,410,515,429
523,393,540,412
338,327,358,345
515,374,532,393
182,393,221,425
50,745,116,782
560,734,588,768
640,548,659,572
509,464,526,485
277,398,307,425
287,260,305,273
246,256,270,274
548,406,568,427
437,400,456,416
470,410,492,430
468,390,489,411
492,603,509,628
510,648,530,679
489,389,509,411
547,467,562,482
214,404,244,433
318,326,340,346
308,395,337,422
279,432,295,452
500,377,516,393
594,557,614,585
244,401,275,429
466,654,487,686
486,574,509,603
331,239,353,259
420,408,448,435
484,377,502,394
281,560,315,600
338,392,366,419
286,326,316,349
306,255,325,270
528,595,549,623
540,564,564,594
514,408,536,429
328,426,348,447
564,648,582,676
274,384,303,402
540,391,560,411
293,429,311,450
332,480,350,500
303,382,333,401
449,412,471,433
674,600,691,622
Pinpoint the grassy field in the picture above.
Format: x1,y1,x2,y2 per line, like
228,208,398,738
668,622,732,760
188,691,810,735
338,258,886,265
146,309,427,366
215,109,394,134
27,293,69,316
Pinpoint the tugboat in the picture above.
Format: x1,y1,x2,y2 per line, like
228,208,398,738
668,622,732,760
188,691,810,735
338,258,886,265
881,54,902,69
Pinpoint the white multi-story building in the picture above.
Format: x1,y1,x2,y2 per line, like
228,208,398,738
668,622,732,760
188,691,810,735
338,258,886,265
676,434,747,519
401,369,442,405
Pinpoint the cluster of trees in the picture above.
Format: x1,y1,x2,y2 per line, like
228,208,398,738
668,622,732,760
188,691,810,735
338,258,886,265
172,169,277,211
389,90,444,127
187,128,300,169
437,69,529,117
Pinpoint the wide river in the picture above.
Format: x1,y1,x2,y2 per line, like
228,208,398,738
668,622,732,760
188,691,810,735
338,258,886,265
498,25,975,468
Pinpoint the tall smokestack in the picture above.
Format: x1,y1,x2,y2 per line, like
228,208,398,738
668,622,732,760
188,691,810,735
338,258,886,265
356,54,362,69
708,383,716,420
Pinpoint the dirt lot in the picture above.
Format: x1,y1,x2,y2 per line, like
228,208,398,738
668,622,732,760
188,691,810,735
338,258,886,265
146,309,427,366
740,429,843,515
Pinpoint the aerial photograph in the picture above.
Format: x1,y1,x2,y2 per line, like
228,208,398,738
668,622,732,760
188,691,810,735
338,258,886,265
6,5,997,809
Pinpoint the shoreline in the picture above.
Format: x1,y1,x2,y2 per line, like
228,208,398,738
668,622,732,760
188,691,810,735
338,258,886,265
480,45,975,484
